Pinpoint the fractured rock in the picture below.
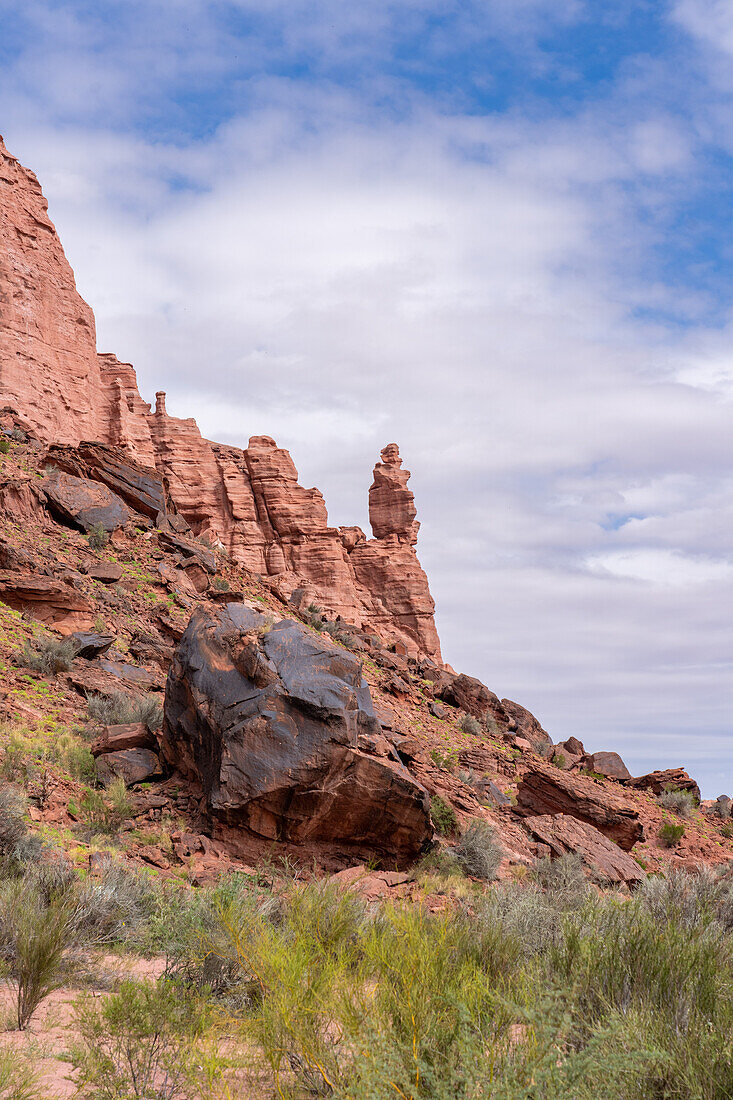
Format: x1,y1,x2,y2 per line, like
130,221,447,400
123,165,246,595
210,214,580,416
624,768,701,804
515,762,643,851
96,747,162,787
523,814,643,885
42,470,131,532
582,751,631,781
161,604,432,866
0,572,94,633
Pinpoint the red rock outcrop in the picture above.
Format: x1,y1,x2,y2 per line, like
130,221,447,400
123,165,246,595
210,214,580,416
0,138,442,661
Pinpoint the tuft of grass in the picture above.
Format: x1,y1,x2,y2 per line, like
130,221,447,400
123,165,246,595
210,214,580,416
455,820,503,880
20,636,77,675
0,1049,39,1100
79,778,133,836
457,713,481,736
86,691,163,731
430,795,457,836
87,524,109,550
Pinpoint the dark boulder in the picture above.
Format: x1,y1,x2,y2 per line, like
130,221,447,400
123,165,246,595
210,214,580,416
96,747,162,787
44,442,165,519
582,750,631,781
71,631,115,659
523,814,643,885
42,470,131,532
501,698,552,745
91,722,158,757
438,673,511,730
161,603,432,866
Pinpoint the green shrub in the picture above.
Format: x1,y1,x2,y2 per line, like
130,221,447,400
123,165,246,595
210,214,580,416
86,691,163,730
79,778,132,835
430,795,457,836
0,439,10,455
0,788,41,873
87,524,109,550
429,746,459,770
552,751,567,769
0,1050,39,1100
212,576,230,591
71,979,219,1100
0,879,75,1029
659,821,685,847
658,787,696,818
20,636,77,675
457,713,481,736
455,820,503,880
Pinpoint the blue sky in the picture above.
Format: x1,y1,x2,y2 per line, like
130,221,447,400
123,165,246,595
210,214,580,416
1,0,733,794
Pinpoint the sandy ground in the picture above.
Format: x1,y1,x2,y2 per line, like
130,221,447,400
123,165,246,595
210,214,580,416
0,955,166,1099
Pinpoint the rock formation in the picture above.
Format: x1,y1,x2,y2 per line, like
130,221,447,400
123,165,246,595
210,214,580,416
0,136,440,660
161,603,432,866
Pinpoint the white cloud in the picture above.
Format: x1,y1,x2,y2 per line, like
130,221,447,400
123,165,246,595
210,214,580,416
1,2,733,794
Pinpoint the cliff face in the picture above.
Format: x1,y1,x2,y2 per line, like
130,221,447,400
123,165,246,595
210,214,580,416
0,136,441,660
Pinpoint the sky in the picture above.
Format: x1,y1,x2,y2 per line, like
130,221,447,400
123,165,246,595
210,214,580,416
1,0,732,794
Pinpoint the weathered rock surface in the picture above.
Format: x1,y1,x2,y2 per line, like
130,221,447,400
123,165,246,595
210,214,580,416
42,470,131,532
161,603,432,865
501,698,552,745
524,814,643,885
96,747,162,787
515,762,643,851
582,751,631,781
91,723,157,757
624,768,701,804
0,571,94,633
45,442,165,519
71,631,115,659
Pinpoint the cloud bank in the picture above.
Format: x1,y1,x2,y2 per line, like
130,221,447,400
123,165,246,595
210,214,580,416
1,0,732,793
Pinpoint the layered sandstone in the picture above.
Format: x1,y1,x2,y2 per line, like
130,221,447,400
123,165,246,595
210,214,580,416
0,137,441,660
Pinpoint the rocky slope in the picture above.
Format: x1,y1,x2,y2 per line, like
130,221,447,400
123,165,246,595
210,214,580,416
0,135,439,660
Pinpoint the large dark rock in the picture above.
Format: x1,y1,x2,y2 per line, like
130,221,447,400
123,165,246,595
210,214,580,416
582,751,631,782
96,748,162,787
515,762,643,851
71,631,115,659
42,470,131,532
437,672,511,730
44,442,165,519
161,603,432,866
501,698,552,745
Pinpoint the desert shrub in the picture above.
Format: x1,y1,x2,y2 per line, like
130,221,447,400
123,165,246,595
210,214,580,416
659,821,685,847
20,635,76,675
0,788,42,873
552,751,567,769
212,576,230,591
480,883,566,958
86,524,109,550
712,798,732,819
455,819,503,880
56,734,95,782
658,787,696,818
0,1051,39,1100
71,979,220,1100
0,878,75,1029
79,778,132,836
86,691,163,730
457,713,481,736
533,853,591,906
0,439,9,455
72,860,159,948
638,867,719,930
430,795,457,836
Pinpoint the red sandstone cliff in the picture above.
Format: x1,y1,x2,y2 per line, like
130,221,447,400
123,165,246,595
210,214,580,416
0,136,441,660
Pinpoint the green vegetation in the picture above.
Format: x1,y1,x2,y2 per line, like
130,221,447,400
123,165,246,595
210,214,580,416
87,524,109,550
457,713,481,736
659,821,686,847
429,794,457,836
455,819,503,880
